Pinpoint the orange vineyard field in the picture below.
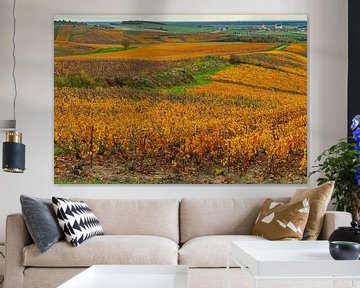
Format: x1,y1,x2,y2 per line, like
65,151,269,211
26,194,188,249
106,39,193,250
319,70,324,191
54,16,308,184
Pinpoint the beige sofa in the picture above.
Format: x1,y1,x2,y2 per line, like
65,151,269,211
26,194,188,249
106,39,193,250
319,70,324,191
4,198,352,288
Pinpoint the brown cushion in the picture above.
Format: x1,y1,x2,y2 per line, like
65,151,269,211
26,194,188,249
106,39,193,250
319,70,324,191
252,198,310,240
289,181,334,240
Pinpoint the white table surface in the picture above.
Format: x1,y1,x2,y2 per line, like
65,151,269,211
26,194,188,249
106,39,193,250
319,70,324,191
58,265,189,288
230,241,360,278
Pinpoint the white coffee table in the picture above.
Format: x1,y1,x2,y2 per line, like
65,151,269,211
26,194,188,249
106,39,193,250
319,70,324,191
228,241,360,288
58,265,189,288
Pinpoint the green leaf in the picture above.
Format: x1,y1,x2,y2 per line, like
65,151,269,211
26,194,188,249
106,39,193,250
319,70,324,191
310,139,360,215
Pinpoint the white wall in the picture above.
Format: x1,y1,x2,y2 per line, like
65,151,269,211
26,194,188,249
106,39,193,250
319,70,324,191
0,0,348,242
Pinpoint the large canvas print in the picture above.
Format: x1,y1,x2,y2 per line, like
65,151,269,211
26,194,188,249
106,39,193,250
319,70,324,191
54,15,307,184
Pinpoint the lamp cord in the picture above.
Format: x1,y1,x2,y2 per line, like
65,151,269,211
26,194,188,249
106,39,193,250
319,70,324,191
12,0,17,128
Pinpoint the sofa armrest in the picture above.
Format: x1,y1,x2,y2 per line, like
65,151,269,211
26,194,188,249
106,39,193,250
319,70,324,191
4,214,32,288
318,211,352,240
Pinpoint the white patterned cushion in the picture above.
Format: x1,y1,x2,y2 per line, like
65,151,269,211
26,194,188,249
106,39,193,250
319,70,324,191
52,197,104,246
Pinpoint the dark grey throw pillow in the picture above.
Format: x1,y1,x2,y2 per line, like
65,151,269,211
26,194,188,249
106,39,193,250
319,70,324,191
20,195,64,253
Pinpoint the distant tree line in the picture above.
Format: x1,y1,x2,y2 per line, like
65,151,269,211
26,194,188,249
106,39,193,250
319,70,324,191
217,35,306,43
54,20,86,25
122,20,165,25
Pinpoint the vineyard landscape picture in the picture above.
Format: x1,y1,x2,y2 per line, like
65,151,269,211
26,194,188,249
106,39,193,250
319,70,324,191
54,15,308,184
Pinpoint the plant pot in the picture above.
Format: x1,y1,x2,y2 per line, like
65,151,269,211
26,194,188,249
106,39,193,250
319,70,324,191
329,221,360,244
329,241,360,260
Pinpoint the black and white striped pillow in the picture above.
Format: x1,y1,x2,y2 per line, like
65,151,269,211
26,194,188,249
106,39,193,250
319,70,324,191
52,197,103,247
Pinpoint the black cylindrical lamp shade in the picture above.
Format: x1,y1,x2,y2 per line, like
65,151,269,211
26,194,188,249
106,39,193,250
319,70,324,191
3,141,25,173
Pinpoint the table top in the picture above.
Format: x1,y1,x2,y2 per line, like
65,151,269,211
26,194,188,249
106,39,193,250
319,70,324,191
58,265,189,288
231,240,360,278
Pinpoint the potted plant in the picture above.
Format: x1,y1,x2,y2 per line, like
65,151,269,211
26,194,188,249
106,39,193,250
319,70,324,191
310,115,360,222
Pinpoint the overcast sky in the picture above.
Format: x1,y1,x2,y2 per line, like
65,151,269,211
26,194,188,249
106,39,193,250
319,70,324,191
54,15,307,22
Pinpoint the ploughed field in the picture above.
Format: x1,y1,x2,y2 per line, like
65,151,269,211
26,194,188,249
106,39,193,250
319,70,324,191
54,23,307,184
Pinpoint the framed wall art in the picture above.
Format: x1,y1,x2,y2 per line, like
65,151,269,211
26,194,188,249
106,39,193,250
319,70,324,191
54,15,307,184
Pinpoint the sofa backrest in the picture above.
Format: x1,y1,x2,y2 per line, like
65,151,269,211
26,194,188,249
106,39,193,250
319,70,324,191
73,198,180,243
180,198,289,243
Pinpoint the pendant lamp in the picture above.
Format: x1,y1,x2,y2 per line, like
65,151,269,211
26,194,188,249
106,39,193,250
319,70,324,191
1,0,26,173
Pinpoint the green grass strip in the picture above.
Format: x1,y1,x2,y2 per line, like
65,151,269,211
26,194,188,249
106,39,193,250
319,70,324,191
68,26,89,41
85,46,136,55
54,178,192,184
266,43,289,51
274,43,289,51
167,64,233,95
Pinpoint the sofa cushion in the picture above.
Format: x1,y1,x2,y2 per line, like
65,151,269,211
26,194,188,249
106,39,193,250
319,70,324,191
179,235,267,268
20,195,64,253
72,199,179,243
52,197,104,247
24,268,86,288
180,198,289,243
23,235,178,267
290,181,334,240
252,198,310,240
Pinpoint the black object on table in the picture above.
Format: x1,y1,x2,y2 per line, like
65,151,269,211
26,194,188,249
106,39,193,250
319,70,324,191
329,241,360,260
329,221,360,244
